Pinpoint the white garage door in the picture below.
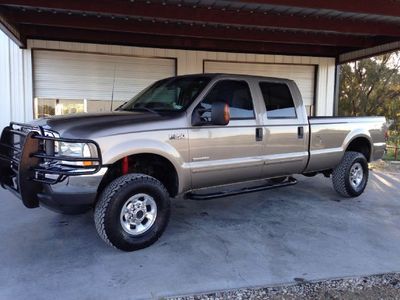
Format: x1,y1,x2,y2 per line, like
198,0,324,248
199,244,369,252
33,50,175,116
204,61,315,115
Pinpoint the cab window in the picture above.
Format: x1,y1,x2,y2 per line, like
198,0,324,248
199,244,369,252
196,80,255,120
259,82,297,119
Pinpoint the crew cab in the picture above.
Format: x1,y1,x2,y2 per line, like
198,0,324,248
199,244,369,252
0,74,387,251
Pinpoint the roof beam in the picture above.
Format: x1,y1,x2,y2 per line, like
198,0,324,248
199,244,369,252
1,0,400,37
8,9,387,48
0,7,24,47
22,25,349,57
237,0,400,17
339,41,400,64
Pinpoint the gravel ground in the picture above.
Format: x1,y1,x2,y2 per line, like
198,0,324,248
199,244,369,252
168,273,400,300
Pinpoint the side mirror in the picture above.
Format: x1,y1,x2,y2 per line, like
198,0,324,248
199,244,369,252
211,102,230,125
191,102,230,126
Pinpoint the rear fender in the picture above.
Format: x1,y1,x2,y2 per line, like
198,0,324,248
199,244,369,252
341,129,372,160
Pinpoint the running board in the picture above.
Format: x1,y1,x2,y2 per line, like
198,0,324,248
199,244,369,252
185,177,297,200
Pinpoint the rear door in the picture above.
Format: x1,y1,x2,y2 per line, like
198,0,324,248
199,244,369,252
257,80,309,177
188,78,264,189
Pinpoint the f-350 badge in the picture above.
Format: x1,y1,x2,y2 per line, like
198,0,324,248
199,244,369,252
169,133,186,140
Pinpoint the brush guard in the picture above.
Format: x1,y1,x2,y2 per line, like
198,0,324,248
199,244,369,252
0,122,102,208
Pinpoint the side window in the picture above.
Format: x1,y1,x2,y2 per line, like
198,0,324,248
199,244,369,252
197,80,255,120
259,82,297,119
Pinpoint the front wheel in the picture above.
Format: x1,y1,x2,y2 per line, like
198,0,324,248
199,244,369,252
94,174,170,251
332,151,369,197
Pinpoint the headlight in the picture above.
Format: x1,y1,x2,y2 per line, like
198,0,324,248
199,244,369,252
58,142,91,157
55,142,92,157
55,142,97,167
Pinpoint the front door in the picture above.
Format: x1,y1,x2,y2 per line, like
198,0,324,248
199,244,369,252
188,79,264,189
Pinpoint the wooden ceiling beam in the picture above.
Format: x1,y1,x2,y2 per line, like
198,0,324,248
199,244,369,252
237,0,400,17
22,25,352,57
0,7,24,47
7,9,390,48
1,0,400,37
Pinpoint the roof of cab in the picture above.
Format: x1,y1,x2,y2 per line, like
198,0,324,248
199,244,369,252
170,73,295,84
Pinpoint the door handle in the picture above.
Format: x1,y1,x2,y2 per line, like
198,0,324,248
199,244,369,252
256,128,263,141
297,126,304,139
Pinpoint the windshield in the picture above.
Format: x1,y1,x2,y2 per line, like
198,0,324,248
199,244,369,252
118,76,211,113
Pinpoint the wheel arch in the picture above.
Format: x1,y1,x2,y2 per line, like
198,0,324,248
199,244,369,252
99,152,181,198
97,137,191,197
342,131,373,162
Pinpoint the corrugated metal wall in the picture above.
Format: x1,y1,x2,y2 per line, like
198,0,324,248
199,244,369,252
33,50,176,101
0,31,33,129
0,36,336,128
29,40,336,116
0,32,11,128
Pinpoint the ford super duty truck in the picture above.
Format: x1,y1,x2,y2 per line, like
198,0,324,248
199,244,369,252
0,74,387,251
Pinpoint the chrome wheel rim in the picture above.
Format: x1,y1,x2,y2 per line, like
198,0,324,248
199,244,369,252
120,193,157,236
349,162,364,189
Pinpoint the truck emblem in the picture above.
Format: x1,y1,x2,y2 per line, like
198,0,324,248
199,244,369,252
169,133,185,140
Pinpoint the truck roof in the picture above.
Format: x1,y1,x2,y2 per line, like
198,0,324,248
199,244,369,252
168,73,295,84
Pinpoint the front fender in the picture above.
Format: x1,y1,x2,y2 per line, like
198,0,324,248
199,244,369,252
95,131,190,193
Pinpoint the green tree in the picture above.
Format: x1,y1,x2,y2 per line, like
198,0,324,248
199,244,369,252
339,53,400,132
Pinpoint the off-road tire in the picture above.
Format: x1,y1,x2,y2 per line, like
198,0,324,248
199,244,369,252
94,174,170,251
332,151,369,198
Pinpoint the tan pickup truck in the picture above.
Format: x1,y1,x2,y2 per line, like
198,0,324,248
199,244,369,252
0,74,387,251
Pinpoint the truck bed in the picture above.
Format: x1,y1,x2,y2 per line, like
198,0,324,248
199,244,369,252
305,116,387,172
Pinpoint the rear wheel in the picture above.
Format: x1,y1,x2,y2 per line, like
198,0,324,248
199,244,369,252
94,174,170,251
332,151,369,197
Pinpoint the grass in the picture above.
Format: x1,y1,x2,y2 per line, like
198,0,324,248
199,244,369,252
384,131,400,161
384,147,400,161
387,130,400,145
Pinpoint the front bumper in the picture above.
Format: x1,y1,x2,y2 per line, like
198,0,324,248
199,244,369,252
0,122,104,212
37,167,107,213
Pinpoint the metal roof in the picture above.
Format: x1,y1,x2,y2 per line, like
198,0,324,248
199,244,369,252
0,0,399,62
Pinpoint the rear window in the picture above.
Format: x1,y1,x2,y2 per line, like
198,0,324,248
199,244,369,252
259,82,297,119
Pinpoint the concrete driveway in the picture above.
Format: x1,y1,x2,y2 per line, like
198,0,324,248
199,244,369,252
1,170,400,300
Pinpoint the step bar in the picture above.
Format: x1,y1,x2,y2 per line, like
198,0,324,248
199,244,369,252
185,177,298,200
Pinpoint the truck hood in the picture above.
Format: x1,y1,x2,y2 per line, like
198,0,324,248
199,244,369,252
30,111,177,138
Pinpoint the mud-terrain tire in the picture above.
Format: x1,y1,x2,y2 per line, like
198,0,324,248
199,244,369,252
94,174,170,251
332,151,369,198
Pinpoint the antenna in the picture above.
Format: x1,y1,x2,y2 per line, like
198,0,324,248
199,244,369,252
110,64,117,111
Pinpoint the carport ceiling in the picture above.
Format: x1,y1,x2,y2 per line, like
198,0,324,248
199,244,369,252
1,0,400,59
